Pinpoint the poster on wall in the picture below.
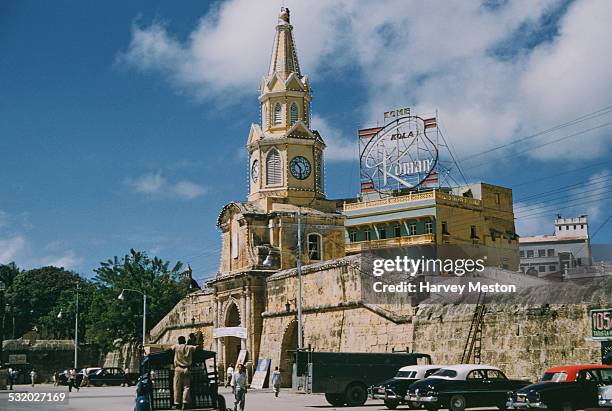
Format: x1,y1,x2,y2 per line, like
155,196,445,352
251,359,271,389
236,349,248,366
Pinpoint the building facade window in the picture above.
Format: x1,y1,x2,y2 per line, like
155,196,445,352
470,225,478,239
364,229,371,241
549,264,557,271
538,249,546,257
547,249,554,257
273,103,282,125
307,233,322,261
290,102,299,125
266,148,282,185
349,231,357,243
538,265,546,272
409,224,417,236
441,221,449,235
425,222,433,234
519,250,525,257
378,227,387,240
526,250,534,258
394,225,401,237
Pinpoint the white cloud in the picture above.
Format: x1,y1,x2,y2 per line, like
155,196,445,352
118,0,612,163
311,115,356,162
125,172,207,199
41,251,83,270
174,180,207,199
0,235,26,263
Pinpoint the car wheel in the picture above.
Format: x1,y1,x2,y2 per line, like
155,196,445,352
560,402,574,411
325,393,345,406
345,383,368,406
449,394,467,411
384,399,400,409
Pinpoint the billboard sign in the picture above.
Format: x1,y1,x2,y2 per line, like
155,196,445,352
591,308,612,340
360,114,438,195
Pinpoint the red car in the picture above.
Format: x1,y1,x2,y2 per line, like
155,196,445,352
507,364,612,411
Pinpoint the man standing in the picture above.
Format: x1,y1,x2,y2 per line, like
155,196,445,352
271,367,281,397
30,369,37,387
68,369,79,392
226,363,234,388
171,335,196,410
8,368,14,390
231,364,247,411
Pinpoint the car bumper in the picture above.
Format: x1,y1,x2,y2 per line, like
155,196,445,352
371,393,401,400
405,394,438,403
506,400,548,409
599,399,612,407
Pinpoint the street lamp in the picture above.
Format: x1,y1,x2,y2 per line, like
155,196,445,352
57,285,79,369
0,281,5,367
118,289,148,349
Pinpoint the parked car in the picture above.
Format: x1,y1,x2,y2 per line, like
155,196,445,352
600,384,612,407
369,364,442,409
89,367,138,387
507,364,612,411
406,364,530,411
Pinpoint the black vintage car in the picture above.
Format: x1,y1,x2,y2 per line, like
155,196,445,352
507,364,612,411
407,365,530,411
89,367,138,387
369,365,442,409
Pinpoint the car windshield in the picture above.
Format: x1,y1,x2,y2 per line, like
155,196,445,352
431,369,457,378
601,369,612,383
396,371,416,378
541,372,567,382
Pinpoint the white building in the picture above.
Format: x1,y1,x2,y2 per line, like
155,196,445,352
519,215,592,277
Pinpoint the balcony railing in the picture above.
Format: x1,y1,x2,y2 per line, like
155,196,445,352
345,233,435,253
343,190,481,212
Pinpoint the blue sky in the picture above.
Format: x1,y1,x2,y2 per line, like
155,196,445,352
1,0,611,280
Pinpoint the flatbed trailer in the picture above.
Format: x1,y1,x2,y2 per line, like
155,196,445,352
296,349,431,406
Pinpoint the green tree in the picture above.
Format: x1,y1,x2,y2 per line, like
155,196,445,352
5,266,89,339
86,249,189,351
0,262,20,289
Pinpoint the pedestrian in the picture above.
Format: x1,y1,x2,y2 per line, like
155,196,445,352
30,369,37,387
226,363,234,387
171,335,196,410
271,366,281,397
231,364,247,411
52,371,57,387
81,370,89,387
68,368,79,392
8,367,14,390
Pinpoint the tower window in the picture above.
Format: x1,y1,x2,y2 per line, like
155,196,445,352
290,103,299,125
409,224,417,236
273,103,282,125
307,233,322,261
266,148,282,185
394,225,401,237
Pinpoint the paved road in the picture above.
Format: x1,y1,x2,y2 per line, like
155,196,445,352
1,384,496,410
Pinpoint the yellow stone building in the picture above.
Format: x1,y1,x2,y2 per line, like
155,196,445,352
147,8,605,388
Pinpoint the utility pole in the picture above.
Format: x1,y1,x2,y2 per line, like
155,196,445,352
74,284,79,369
296,207,303,349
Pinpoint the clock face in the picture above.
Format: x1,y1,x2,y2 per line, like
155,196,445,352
290,156,311,180
251,160,259,182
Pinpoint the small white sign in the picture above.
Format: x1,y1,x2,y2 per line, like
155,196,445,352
213,327,247,339
9,354,27,364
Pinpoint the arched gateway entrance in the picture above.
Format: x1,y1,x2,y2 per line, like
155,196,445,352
224,302,242,369
279,320,298,388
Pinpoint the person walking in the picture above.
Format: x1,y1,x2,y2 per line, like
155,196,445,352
226,363,234,388
68,368,79,392
30,369,37,387
171,335,196,410
231,364,247,411
271,366,281,397
8,368,14,390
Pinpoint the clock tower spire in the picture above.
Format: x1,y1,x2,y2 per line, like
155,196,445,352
247,8,326,207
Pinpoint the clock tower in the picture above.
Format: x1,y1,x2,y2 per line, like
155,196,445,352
247,8,326,207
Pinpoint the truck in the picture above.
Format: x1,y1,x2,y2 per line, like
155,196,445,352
295,349,431,406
